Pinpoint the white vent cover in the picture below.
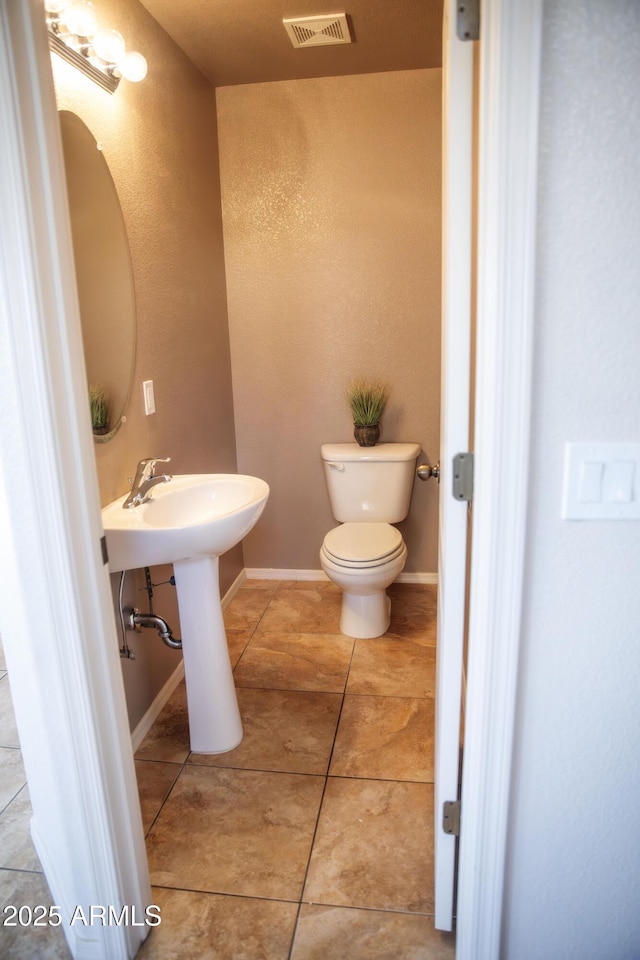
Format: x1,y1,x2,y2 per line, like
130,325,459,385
283,13,352,48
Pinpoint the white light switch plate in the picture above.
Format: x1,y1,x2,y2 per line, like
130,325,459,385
562,442,640,519
143,379,155,416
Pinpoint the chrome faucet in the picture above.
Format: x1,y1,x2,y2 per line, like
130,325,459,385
123,457,172,509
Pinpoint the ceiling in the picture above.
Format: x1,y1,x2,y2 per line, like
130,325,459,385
137,0,443,88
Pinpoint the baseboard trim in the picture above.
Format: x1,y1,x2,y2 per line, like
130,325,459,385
245,567,329,581
397,572,438,585
130,659,185,753
130,570,248,752
245,567,438,585
222,568,248,608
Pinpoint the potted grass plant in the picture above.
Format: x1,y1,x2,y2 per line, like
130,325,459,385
346,377,389,446
89,382,110,436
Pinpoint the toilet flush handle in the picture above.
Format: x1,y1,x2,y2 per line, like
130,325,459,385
326,462,345,471
417,462,440,482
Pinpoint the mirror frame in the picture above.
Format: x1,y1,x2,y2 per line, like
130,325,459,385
59,110,137,443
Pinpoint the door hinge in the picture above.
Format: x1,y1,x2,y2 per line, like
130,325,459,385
452,452,474,502
100,535,109,565
456,0,480,41
443,800,461,836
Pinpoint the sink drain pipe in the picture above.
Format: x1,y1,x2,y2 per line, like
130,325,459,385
123,607,182,650
117,568,182,654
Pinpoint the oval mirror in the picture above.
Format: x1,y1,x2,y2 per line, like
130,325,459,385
59,110,136,443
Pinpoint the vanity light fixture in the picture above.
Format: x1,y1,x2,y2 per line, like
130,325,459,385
45,0,147,94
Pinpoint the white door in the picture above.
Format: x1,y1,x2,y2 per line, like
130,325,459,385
433,0,475,932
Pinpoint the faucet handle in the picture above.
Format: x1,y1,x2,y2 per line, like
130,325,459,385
137,456,171,476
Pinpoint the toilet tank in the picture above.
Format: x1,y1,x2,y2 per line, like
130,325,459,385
321,442,421,523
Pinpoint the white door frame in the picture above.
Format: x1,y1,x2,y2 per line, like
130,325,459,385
456,1,543,957
0,3,150,958
0,1,544,958
433,0,474,931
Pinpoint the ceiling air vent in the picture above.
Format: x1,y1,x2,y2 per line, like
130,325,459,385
283,14,352,48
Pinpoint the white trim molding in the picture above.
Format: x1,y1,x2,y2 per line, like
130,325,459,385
130,661,185,753
455,1,543,958
0,4,150,957
222,568,248,605
245,568,438,584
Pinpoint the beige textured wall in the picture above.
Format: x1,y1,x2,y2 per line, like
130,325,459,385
51,0,240,727
217,70,441,574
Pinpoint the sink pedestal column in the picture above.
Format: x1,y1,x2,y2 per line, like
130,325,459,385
172,555,242,753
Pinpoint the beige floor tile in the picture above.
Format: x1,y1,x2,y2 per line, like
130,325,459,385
347,639,436,698
147,766,324,900
0,635,6,671
135,760,181,834
189,687,342,775
329,696,434,782
224,588,274,631
304,778,434,913
0,748,26,812
0,676,20,749
0,786,40,872
387,584,438,646
137,887,298,960
135,684,190,763
0,870,71,958
291,904,455,960
226,628,253,668
258,588,342,634
241,578,282,592
234,632,353,693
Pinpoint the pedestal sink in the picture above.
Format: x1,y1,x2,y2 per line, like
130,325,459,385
101,474,269,754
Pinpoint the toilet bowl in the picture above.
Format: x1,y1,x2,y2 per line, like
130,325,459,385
320,521,408,638
320,441,420,640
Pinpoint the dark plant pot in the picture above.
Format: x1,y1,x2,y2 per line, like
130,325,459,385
354,424,379,447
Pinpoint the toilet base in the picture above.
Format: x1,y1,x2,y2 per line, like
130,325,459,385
340,590,392,639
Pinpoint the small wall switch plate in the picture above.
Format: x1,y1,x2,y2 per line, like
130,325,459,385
562,443,640,519
143,380,155,416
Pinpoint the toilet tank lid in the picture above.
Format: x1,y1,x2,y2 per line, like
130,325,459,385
321,442,421,462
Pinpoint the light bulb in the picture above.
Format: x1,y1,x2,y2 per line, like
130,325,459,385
93,27,125,63
117,50,147,83
45,0,69,13
62,1,98,39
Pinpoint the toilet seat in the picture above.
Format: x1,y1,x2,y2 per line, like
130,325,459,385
322,522,404,569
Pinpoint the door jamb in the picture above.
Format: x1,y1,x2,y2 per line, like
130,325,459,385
456,1,544,957
0,4,150,957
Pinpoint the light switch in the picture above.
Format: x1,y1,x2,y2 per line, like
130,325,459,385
143,379,155,416
563,443,640,519
604,460,635,503
578,461,604,502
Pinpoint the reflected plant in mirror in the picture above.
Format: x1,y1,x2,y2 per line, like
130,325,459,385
89,382,110,436
59,110,136,444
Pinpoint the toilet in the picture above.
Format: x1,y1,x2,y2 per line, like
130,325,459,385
320,442,421,639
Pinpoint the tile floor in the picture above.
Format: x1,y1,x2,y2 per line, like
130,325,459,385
0,580,455,959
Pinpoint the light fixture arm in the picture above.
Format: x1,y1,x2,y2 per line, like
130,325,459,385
46,2,147,95
48,29,120,94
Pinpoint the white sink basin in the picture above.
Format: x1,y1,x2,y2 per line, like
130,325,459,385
102,473,269,755
102,473,270,573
